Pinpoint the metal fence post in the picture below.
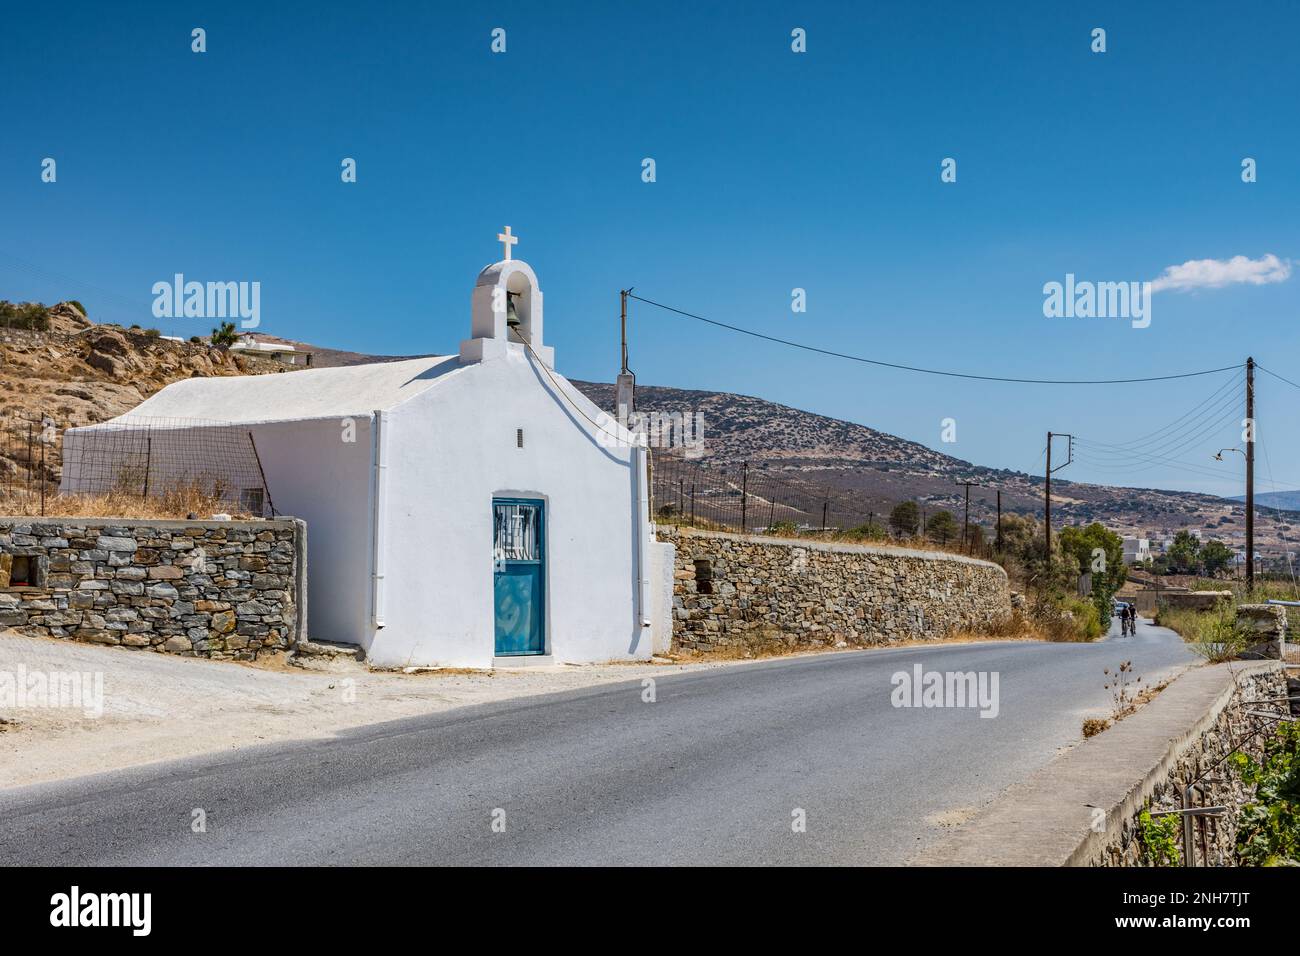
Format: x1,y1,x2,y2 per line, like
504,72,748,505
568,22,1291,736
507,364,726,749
740,461,748,533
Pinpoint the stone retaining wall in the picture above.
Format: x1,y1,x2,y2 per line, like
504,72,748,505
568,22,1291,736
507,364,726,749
0,517,306,660
1159,590,1233,611
915,661,1293,867
1092,665,1290,866
658,525,1011,652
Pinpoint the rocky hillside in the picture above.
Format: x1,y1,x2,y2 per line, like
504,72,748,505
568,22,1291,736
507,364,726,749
0,303,276,425
571,379,1296,546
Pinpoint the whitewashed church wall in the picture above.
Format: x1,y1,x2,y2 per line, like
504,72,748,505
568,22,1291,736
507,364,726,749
244,417,374,649
650,537,676,655
372,355,649,668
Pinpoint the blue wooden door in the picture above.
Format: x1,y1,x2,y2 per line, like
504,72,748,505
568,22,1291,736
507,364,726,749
493,499,545,655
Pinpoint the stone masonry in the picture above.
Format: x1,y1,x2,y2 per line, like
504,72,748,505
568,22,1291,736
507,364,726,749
1092,664,1290,867
0,517,306,660
658,526,1011,652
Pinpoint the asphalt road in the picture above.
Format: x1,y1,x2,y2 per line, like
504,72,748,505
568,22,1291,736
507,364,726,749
0,615,1193,865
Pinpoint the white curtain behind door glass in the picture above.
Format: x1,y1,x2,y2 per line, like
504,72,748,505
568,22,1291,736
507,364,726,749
494,503,539,560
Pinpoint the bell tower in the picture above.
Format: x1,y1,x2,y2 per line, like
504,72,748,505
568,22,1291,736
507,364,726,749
459,226,555,367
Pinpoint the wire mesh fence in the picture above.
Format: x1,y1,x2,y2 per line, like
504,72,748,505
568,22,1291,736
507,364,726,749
1,411,273,517
651,450,886,534
649,449,997,555
0,412,61,516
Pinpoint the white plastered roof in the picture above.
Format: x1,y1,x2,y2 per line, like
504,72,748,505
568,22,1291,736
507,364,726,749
91,355,461,427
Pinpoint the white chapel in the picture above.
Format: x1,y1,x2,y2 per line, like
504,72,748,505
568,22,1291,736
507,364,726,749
61,230,674,668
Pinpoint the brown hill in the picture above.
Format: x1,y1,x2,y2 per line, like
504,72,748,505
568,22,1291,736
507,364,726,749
570,379,1295,547
1,303,279,425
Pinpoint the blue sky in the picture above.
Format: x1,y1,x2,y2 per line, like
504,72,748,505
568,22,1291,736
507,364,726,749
3,1,1298,498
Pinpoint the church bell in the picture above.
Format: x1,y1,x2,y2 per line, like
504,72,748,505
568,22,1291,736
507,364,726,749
506,291,521,329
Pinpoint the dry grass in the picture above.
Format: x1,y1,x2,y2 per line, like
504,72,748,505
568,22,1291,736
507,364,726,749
0,483,253,520
1081,678,1171,739
1082,717,1110,738
1156,602,1254,662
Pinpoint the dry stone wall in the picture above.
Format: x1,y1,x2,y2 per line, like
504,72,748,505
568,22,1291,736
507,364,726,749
658,526,1011,651
0,517,305,660
1091,665,1290,867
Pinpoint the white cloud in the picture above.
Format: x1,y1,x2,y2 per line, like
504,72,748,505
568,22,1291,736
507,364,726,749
1150,253,1292,293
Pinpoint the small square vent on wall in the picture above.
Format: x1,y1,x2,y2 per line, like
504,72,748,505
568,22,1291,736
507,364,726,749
516,428,524,448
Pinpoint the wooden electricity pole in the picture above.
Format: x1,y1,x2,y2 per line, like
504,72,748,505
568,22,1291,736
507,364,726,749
1045,432,1052,556
996,490,1003,552
620,289,630,376
955,480,981,552
1045,432,1073,557
1246,356,1255,591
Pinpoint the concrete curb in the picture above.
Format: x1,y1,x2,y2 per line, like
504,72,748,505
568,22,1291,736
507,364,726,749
913,660,1282,866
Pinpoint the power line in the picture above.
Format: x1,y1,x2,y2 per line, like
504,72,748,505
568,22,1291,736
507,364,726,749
628,293,1244,386
1097,371,1239,449
1076,388,1244,465
1257,364,1300,391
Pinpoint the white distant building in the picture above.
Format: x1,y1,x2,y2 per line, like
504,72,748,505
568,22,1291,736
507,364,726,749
1122,537,1151,564
229,333,310,366
62,231,672,668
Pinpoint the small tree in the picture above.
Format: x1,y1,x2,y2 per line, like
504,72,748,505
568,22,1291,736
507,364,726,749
1200,539,1234,576
925,510,959,543
1168,530,1202,574
1059,522,1127,622
210,321,238,346
0,300,51,331
889,501,920,538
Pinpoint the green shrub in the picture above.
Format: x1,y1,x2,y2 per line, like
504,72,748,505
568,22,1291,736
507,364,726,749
1065,597,1104,640
1231,721,1300,866
1138,805,1182,866
1159,600,1252,662
0,300,51,331
210,321,238,346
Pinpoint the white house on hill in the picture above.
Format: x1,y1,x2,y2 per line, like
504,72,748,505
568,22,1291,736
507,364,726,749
62,235,672,668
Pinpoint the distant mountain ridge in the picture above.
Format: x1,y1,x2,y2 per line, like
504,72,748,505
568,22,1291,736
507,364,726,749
569,379,1298,543
1232,491,1300,512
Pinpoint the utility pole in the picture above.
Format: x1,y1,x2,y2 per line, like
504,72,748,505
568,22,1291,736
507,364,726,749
1246,356,1255,591
996,490,1003,552
955,480,982,552
620,289,629,375
615,289,636,421
1045,432,1074,557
